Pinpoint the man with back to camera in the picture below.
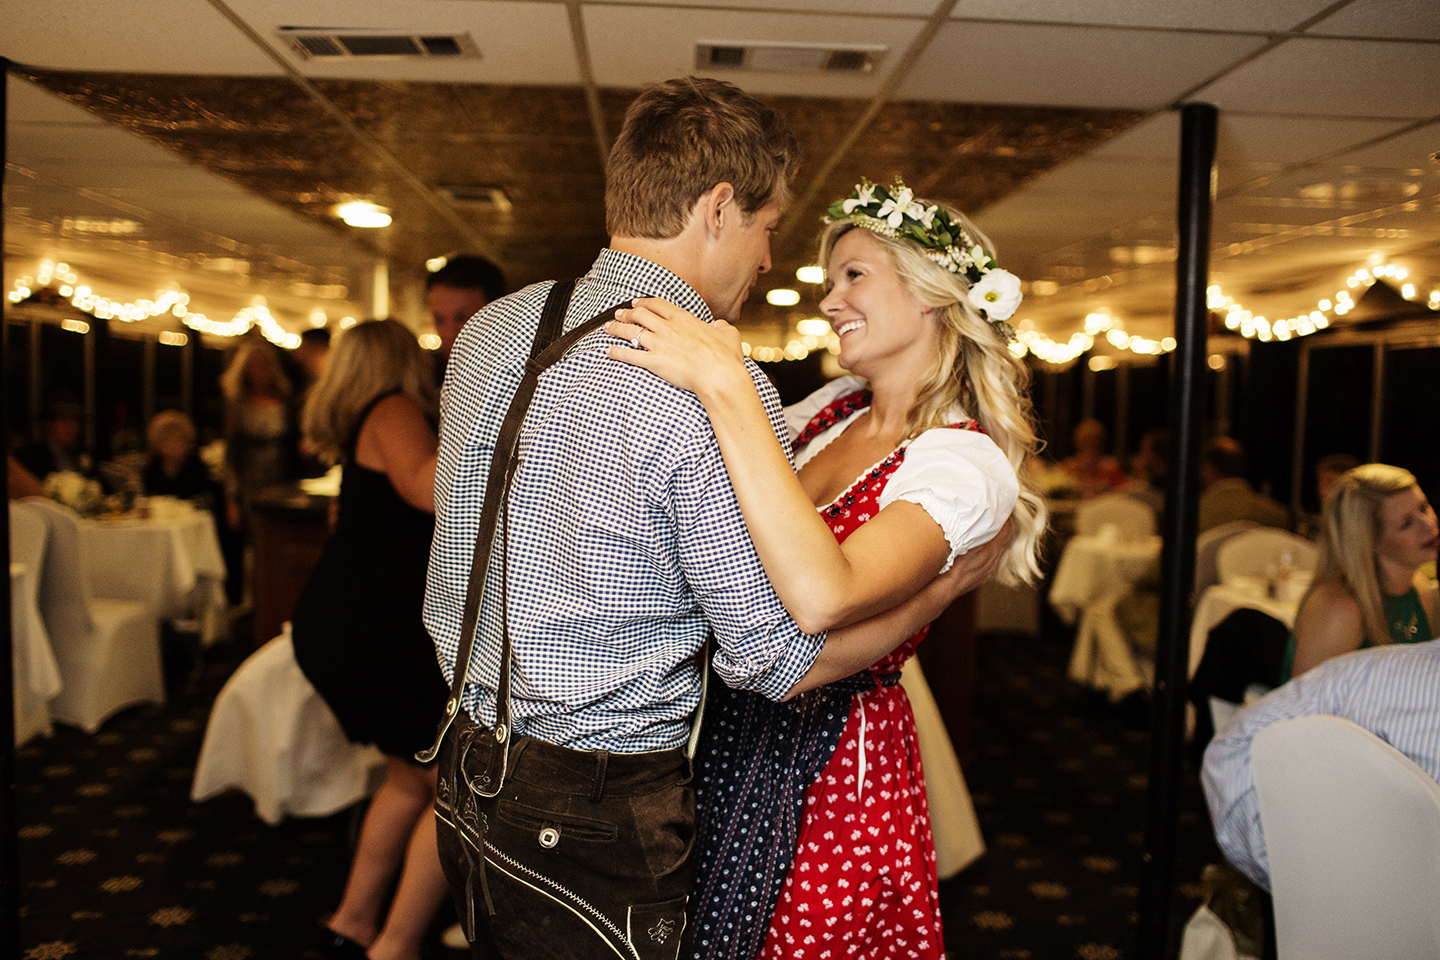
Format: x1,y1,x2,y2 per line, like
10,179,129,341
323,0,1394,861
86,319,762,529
422,76,1003,959
426,254,507,371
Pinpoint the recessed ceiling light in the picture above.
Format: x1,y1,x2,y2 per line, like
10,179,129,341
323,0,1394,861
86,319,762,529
767,288,800,306
796,265,824,284
796,318,831,336
336,201,392,228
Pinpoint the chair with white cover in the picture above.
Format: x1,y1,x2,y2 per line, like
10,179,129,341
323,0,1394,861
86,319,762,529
25,498,164,732
10,502,63,743
1251,715,1440,960
1075,493,1157,541
1215,529,1316,585
1193,520,1262,600
192,626,385,825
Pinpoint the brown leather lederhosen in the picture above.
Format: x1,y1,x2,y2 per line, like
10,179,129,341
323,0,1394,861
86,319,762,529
422,281,696,960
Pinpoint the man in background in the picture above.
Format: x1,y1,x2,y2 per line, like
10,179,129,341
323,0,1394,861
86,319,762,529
1197,437,1291,534
1202,639,1440,891
425,254,507,371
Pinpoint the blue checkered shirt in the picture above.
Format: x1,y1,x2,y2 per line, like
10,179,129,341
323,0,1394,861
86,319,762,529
424,248,825,753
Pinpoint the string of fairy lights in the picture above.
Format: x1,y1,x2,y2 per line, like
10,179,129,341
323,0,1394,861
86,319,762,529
9,258,1437,364
6,260,336,351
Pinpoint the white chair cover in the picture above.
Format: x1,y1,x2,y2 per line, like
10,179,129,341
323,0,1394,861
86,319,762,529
1075,493,1157,541
25,499,164,732
1067,588,1151,702
1252,715,1440,960
1193,520,1262,599
1215,529,1316,585
191,628,385,825
10,502,63,743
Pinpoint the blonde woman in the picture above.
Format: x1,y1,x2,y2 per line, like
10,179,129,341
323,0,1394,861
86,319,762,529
219,337,295,531
1283,463,1439,680
290,320,446,960
607,179,1046,960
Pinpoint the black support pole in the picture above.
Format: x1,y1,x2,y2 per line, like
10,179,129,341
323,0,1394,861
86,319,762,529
1136,101,1217,959
2,57,21,960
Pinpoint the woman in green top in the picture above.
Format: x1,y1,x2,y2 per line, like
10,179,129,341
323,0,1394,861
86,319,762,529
1284,463,1439,680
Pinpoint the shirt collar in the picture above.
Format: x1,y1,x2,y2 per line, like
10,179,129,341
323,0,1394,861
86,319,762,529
586,248,715,323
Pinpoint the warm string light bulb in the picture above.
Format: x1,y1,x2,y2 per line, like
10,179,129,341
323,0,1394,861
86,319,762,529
7,262,302,347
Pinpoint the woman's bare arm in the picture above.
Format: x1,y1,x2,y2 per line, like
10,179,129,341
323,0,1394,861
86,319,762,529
1290,581,1365,676
356,394,439,514
608,299,953,633
1416,569,1439,639
786,520,1011,696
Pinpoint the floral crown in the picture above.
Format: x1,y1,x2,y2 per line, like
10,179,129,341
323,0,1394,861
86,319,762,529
823,177,1023,332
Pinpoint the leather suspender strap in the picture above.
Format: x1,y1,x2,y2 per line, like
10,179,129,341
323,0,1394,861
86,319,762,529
417,281,625,765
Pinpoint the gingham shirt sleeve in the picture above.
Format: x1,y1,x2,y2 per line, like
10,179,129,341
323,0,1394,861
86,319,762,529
673,360,824,700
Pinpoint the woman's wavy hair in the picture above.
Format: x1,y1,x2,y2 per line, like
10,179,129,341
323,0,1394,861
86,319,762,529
1307,462,1420,645
220,337,292,402
818,210,1047,585
302,319,437,465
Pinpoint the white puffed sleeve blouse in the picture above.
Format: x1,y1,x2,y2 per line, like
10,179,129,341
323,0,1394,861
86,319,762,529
784,376,1018,572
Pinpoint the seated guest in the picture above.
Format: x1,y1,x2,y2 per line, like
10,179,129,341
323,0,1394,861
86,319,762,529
1281,463,1438,681
142,410,222,510
1197,437,1290,534
1297,452,1361,540
17,391,90,480
1122,427,1168,514
8,454,47,500
1202,639,1440,891
1060,418,1126,499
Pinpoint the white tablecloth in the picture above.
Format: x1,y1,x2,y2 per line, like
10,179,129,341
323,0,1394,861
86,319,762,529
1187,582,1301,678
1049,534,1163,625
12,562,63,744
81,500,228,643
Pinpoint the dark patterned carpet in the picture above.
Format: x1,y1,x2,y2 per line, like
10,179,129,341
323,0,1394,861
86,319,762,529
15,622,1221,959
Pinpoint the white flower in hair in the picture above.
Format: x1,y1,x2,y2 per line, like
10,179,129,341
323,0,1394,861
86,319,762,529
968,269,1023,321
842,183,878,214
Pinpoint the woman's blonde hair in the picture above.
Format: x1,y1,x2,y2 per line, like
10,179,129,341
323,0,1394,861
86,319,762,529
220,337,292,402
818,211,1047,585
146,409,196,452
302,319,438,464
1306,462,1420,645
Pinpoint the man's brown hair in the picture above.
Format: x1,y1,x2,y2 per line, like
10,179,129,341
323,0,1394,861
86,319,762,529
605,76,800,239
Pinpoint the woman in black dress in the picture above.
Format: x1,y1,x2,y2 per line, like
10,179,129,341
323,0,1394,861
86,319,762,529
291,319,446,960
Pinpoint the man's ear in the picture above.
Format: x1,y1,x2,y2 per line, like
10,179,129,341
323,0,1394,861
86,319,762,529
699,182,737,240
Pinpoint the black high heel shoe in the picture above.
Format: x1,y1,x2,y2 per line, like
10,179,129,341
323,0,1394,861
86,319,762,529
318,929,369,960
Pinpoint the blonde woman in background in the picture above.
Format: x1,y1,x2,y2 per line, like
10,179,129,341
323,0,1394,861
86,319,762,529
1283,463,1439,681
608,178,1046,960
289,319,446,960
219,337,296,532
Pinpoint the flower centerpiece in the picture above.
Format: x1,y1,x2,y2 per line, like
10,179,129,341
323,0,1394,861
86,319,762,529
45,470,104,517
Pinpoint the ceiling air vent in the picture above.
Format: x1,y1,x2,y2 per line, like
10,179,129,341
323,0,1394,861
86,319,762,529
697,41,885,74
438,184,513,214
279,27,480,61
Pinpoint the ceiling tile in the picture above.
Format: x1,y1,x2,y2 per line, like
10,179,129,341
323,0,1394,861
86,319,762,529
0,0,278,75
951,0,1336,32
611,0,937,11
1308,0,1440,40
1328,120,1440,170
1216,114,1412,170
1196,37,1440,119
582,6,925,96
900,21,1266,109
228,0,582,85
